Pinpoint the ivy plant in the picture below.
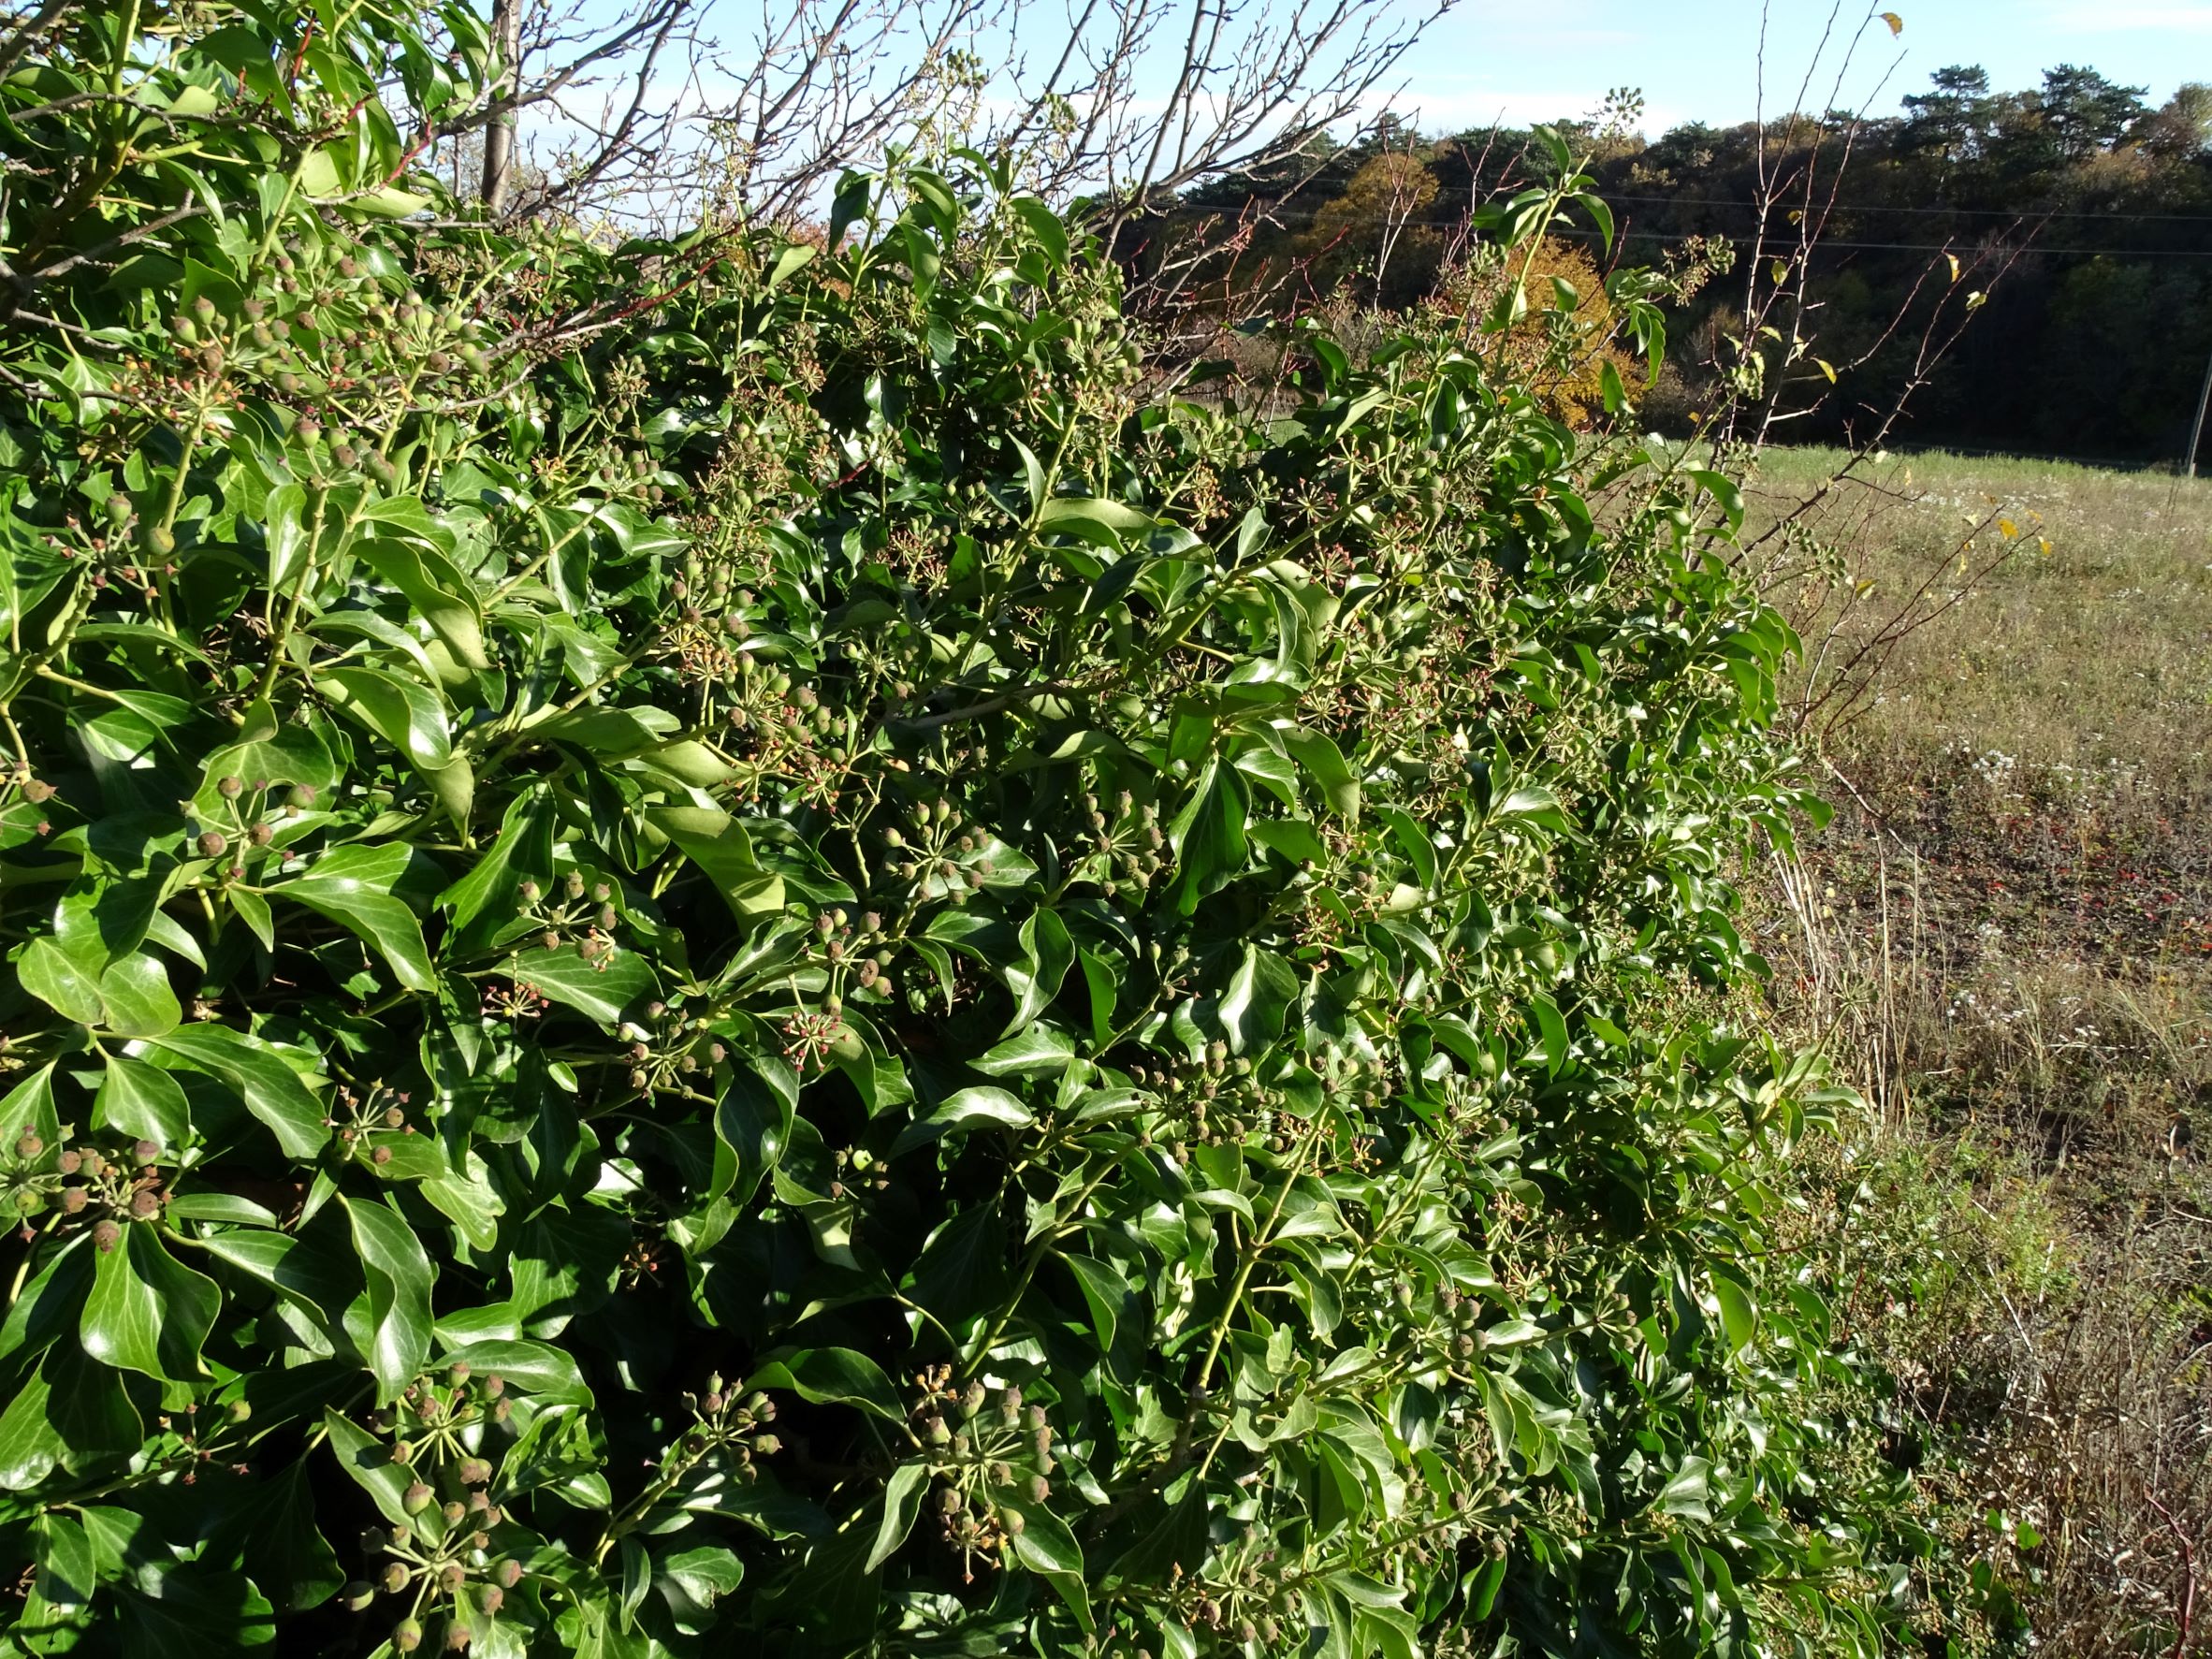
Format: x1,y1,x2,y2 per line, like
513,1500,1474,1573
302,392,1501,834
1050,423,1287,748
0,4,1984,1656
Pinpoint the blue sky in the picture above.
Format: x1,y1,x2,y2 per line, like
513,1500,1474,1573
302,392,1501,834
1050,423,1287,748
1392,0,2212,137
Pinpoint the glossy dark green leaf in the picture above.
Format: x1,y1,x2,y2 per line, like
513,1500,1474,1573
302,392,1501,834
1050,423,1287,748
230,1457,344,1613
1059,1251,1126,1350
866,1463,930,1571
323,1407,447,1544
714,1058,793,1206
114,1564,277,1656
94,1053,191,1146
33,1511,98,1611
972,1024,1078,1078
1528,993,1569,1076
354,535,488,668
147,1026,327,1157
316,663,453,771
197,1229,357,1335
0,1367,66,1492
655,1544,744,1634
744,1347,900,1419
907,1202,1012,1329
1003,908,1073,1035
437,1339,594,1405
1216,943,1298,1055
998,1494,1090,1627
1711,1269,1759,1355
438,784,556,939
95,952,183,1037
1036,495,1154,547
891,1086,1032,1157
646,806,785,923
343,1193,436,1403
279,842,437,991
80,1225,218,1383
504,939,657,1026
0,1237,93,1368
1166,758,1249,916
1282,726,1361,820
42,1337,146,1470
17,936,104,1025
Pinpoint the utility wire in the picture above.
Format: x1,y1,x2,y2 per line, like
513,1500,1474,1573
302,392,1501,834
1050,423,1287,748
1571,192,2212,224
1240,213,2212,259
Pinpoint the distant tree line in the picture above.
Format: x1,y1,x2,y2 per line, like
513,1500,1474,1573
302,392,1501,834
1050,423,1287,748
1137,67,2212,466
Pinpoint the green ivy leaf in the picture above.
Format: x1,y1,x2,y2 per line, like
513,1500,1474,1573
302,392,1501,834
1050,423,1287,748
95,952,183,1038
0,1369,65,1492
94,1054,191,1147
655,1544,744,1635
342,1193,435,1404
1059,1251,1127,1351
744,1347,900,1419
866,1462,930,1572
504,940,656,1026
1002,908,1073,1035
1167,758,1249,916
322,1408,447,1544
146,1026,327,1158
1711,1269,1759,1355
436,1339,594,1406
998,1493,1090,1627
226,1457,344,1614
278,842,438,992
316,663,454,772
80,1225,219,1383
17,936,104,1026
891,1086,1033,1157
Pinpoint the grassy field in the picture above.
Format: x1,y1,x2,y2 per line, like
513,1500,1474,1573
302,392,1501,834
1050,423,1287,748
1739,447,2212,1655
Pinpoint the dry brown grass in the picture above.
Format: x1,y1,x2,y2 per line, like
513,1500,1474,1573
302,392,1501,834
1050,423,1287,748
1743,448,2212,1657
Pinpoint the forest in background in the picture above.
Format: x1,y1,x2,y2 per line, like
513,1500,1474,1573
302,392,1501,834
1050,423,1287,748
1143,65,2212,467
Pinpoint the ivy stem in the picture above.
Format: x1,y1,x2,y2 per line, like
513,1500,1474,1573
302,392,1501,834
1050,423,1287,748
4,1213,63,1310
1186,1111,1332,1477
960,1160,1117,1375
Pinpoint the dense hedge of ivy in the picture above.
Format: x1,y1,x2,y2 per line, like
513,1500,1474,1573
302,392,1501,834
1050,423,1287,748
0,5,1977,1656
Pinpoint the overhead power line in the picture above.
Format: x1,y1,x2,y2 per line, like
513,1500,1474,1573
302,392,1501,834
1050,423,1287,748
1234,212,2212,260
1538,224,2212,260
1588,193,2212,224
